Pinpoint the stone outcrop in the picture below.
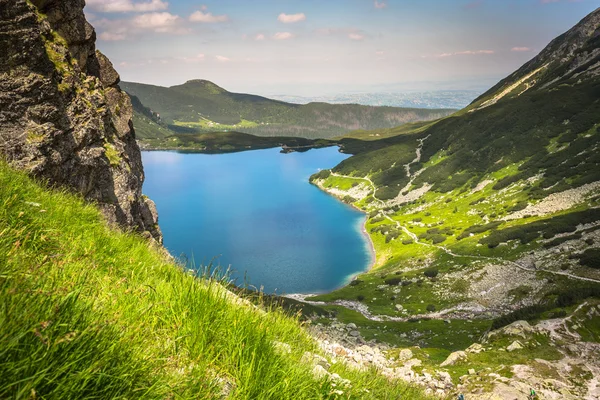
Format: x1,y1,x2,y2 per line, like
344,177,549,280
0,0,161,242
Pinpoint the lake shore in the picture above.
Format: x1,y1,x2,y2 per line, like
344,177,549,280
310,180,378,287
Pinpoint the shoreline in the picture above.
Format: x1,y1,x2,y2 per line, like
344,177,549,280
308,180,378,294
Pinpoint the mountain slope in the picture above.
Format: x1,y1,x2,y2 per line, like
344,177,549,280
121,80,454,139
305,9,600,398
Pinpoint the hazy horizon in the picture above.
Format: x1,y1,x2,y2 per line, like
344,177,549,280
86,0,599,96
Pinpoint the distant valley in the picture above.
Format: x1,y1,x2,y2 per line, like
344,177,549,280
267,90,481,110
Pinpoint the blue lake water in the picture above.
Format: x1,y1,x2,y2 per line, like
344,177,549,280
142,147,372,294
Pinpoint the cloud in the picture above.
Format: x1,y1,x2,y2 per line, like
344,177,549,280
99,31,127,41
86,0,168,13
374,1,386,9
277,13,306,23
189,10,229,23
254,33,266,41
316,27,367,41
131,12,182,32
273,32,294,40
215,55,230,62
435,49,495,58
511,47,531,52
375,51,385,56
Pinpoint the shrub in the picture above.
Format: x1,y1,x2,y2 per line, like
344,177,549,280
343,195,357,204
385,277,402,286
457,221,502,240
426,304,436,312
357,294,365,301
431,234,446,244
309,169,331,182
508,201,528,213
349,279,363,286
385,231,400,243
402,239,414,245
424,268,439,278
480,209,600,247
577,249,600,269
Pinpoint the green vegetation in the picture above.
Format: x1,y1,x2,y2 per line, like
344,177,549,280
480,209,600,247
141,131,333,154
122,80,453,139
0,163,433,399
302,19,600,378
103,142,120,166
490,283,600,330
578,249,600,269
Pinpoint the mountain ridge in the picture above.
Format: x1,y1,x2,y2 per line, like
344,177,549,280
303,9,600,398
121,79,455,139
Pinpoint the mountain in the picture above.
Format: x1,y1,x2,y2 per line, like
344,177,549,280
0,0,161,241
121,80,455,139
305,8,600,398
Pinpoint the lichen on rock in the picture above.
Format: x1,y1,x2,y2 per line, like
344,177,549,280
0,0,162,242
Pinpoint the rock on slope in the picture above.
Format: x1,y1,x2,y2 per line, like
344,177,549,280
0,0,161,242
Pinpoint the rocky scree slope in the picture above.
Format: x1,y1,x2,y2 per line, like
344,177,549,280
0,0,161,242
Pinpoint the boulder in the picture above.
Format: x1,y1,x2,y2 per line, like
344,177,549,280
398,348,413,361
506,340,523,352
466,343,483,354
440,351,467,367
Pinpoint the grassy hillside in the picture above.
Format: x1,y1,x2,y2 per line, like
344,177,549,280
122,80,454,139
303,4,600,362
0,162,434,399
298,11,600,396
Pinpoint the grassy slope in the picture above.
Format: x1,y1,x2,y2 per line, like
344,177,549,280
0,163,434,399
302,11,600,351
122,80,454,139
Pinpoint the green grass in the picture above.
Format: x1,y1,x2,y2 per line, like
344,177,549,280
0,162,434,399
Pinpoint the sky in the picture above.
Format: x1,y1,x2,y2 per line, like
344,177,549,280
85,0,599,96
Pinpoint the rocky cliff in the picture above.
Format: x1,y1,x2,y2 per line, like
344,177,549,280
0,0,162,242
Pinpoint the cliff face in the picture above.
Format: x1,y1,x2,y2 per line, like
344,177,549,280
0,0,162,242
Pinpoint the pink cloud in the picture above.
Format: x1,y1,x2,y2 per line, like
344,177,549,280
273,32,294,40
86,0,168,13
277,13,306,23
511,47,532,52
189,10,228,23
374,1,387,9
131,12,182,32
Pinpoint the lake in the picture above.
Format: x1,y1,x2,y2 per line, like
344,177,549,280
142,147,373,294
